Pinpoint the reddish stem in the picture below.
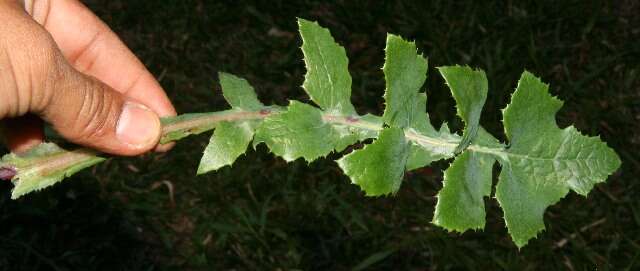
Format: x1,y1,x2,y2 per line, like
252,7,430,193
0,166,16,181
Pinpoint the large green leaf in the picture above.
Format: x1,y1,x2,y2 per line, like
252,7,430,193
340,33,468,195
496,71,621,247
298,18,356,115
337,127,409,196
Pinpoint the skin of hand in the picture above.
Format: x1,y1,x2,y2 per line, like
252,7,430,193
0,0,177,156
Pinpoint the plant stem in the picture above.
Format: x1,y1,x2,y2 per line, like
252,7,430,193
320,114,505,156
161,109,276,140
20,148,100,175
4,107,507,185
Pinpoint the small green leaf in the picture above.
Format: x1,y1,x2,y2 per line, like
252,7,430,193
254,101,355,162
0,143,105,199
219,72,264,111
432,129,501,231
438,66,488,153
197,121,256,175
382,34,428,128
337,127,409,196
197,73,267,173
496,71,621,247
298,18,356,115
162,74,267,145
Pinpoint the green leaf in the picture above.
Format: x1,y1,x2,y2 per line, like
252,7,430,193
495,71,621,247
197,121,256,174
438,66,488,153
337,127,409,196
379,35,457,172
382,34,428,128
0,143,105,199
254,101,356,162
162,74,267,145
298,18,355,115
337,35,442,195
219,72,264,111
197,74,266,174
432,128,502,231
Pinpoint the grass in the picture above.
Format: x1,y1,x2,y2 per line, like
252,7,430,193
1,0,639,270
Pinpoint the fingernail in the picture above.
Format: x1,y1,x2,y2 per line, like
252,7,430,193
116,101,161,149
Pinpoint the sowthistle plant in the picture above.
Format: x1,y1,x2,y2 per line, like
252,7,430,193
0,19,620,247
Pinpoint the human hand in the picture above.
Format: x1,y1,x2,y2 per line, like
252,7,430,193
0,0,176,156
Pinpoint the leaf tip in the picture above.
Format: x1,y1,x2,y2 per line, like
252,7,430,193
217,71,231,79
297,18,320,34
196,165,214,176
10,191,24,200
296,17,312,25
431,218,485,234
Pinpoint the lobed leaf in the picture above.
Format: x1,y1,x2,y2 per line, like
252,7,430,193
341,33,474,195
496,71,621,247
339,34,436,195
298,18,356,115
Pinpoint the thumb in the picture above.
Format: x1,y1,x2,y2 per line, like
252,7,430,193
0,1,161,156
41,68,162,156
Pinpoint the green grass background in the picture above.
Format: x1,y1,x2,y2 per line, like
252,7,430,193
1,0,639,270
